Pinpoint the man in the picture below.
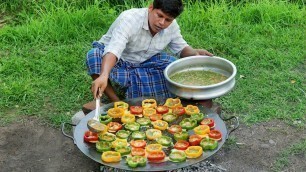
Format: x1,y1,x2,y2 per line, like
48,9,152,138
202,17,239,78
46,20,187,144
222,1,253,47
83,0,213,113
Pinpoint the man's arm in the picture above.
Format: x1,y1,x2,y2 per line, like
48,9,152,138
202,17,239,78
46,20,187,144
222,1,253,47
91,53,117,99
180,46,213,58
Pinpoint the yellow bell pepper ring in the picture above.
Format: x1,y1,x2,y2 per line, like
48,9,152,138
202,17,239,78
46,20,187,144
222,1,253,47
121,113,136,124
114,101,129,110
193,125,210,136
101,151,121,163
145,143,163,153
185,105,200,115
184,146,203,158
145,129,162,140
107,107,124,118
143,108,157,117
152,120,169,130
164,98,182,108
142,99,157,109
111,138,128,148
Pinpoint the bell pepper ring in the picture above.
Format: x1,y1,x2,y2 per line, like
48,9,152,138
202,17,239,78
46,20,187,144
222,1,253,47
107,107,124,118
96,140,112,152
98,132,116,142
125,122,140,131
201,118,215,128
130,106,143,115
149,113,163,121
131,147,146,156
167,125,182,135
143,108,157,117
169,149,187,162
101,151,121,163
136,117,151,126
145,144,163,153
121,113,136,124
208,129,222,141
147,151,166,163
156,105,169,114
156,136,173,147
99,115,112,125
145,129,162,140
179,118,198,130
107,122,123,133
130,140,147,148
184,105,200,115
84,131,99,143
131,131,146,140
152,120,168,130
193,124,210,136
114,101,129,110
172,106,186,116
162,113,177,123
115,146,131,156
115,130,131,139
174,131,189,141
184,146,203,158
126,155,147,168
200,137,218,150
111,138,128,148
174,140,190,150
189,134,203,146
142,99,157,109
190,113,205,123
164,98,182,108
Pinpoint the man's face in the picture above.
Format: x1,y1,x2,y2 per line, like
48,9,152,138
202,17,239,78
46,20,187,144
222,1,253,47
148,5,175,35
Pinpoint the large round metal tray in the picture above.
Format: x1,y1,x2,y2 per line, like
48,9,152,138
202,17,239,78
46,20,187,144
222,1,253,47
73,97,228,171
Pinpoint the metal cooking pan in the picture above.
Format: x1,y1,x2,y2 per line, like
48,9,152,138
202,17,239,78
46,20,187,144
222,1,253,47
62,97,239,171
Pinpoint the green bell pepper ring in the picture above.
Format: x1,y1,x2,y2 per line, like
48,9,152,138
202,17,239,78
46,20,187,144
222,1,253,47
96,141,112,152
136,117,151,126
156,136,173,147
179,118,198,130
125,122,140,131
126,155,147,168
115,146,131,156
162,113,177,123
98,132,116,142
116,130,131,139
169,149,187,162
190,113,205,123
200,137,218,150
99,115,112,124
131,131,146,140
174,131,189,141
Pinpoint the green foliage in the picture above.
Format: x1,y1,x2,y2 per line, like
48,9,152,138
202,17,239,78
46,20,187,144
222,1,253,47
0,0,305,126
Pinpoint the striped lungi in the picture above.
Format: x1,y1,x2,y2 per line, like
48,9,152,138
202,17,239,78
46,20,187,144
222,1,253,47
86,42,176,99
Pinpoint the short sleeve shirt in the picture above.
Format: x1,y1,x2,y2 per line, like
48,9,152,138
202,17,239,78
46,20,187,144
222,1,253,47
98,8,188,63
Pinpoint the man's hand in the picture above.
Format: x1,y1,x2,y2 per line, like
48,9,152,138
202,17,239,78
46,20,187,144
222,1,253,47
180,46,213,58
91,75,108,99
195,49,213,56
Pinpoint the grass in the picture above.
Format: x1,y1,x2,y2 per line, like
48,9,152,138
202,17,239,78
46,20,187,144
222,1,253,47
272,138,306,171
0,0,305,126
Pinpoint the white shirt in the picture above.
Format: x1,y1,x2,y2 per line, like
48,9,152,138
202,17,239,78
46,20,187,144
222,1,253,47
98,8,188,63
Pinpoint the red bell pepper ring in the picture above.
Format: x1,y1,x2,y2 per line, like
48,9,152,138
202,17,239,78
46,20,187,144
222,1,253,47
84,131,99,143
189,134,203,146
201,118,215,128
174,140,190,150
130,106,143,115
156,106,169,114
172,107,186,116
208,129,222,141
147,151,166,163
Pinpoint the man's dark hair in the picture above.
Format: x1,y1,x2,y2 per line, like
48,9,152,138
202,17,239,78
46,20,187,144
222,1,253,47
153,0,184,18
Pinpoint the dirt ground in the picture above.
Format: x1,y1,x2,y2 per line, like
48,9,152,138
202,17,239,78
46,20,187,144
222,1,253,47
1,115,305,172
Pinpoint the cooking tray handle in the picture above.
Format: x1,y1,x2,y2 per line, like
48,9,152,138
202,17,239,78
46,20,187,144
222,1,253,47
61,122,76,144
219,114,239,139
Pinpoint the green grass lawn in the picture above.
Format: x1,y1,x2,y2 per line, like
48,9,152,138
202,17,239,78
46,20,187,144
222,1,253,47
0,0,305,126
